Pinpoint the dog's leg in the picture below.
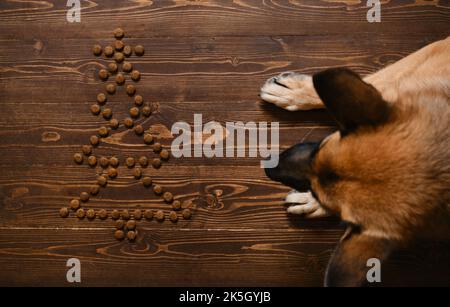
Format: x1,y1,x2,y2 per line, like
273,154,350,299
285,190,330,218
325,226,396,287
260,72,324,110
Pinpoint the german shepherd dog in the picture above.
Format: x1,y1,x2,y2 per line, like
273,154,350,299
261,36,450,286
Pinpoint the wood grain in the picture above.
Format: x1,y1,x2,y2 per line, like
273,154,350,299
0,0,449,286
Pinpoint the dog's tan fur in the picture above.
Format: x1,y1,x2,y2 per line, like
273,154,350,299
261,36,450,286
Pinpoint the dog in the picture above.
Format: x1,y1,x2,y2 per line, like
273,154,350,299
261,36,450,286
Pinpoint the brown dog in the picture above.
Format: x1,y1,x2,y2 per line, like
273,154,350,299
261,36,450,286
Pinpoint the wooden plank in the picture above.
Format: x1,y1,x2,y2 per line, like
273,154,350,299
0,0,448,39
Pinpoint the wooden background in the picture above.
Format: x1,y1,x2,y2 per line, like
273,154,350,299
0,0,449,287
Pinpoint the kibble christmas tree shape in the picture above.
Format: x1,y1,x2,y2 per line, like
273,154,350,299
60,29,194,242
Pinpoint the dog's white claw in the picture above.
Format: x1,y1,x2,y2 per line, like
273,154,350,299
285,190,329,218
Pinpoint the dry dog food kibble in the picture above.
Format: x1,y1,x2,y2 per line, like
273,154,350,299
127,231,137,241
126,220,136,230
129,107,139,118
104,45,114,57
133,209,142,220
109,118,119,129
134,125,144,135
131,70,140,82
142,176,152,187
73,153,83,164
123,45,132,57
82,145,92,156
114,230,125,241
86,209,96,219
163,192,173,203
98,126,109,137
160,149,170,160
90,185,100,195
114,28,124,39
153,184,163,195
70,199,80,210
134,95,143,106
126,84,136,96
60,207,69,218
172,200,181,211
99,156,109,168
125,157,135,168
169,211,178,223
152,158,162,169
114,52,124,63
92,44,102,56
99,69,109,81
143,134,153,144
114,40,124,51
123,117,134,128
90,104,101,115
115,219,125,230
90,135,100,146
108,167,118,179
102,108,113,120
110,156,119,167
155,210,165,222
111,209,120,220
142,105,152,117
98,209,108,220
153,143,162,153
97,93,107,104
133,167,142,179
134,45,145,56
144,209,153,220
108,62,118,73
80,191,90,202
139,156,149,167
88,155,97,167
182,209,192,220
115,73,125,85
97,175,108,187
105,84,116,95
121,209,130,220
122,61,132,72
76,208,85,219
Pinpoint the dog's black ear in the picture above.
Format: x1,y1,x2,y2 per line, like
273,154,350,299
313,68,391,133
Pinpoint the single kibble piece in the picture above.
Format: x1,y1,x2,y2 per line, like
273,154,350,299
90,185,100,195
121,209,130,220
155,210,165,222
123,117,134,128
169,211,178,223
82,145,92,156
153,142,162,153
129,107,139,118
97,175,107,187
99,156,109,168
115,73,125,85
160,149,170,160
114,28,124,39
152,158,162,169
139,156,148,167
125,157,135,168
92,44,102,56
109,118,119,129
133,167,142,179
134,45,145,56
142,176,152,187
172,200,181,211
108,167,118,179
144,209,153,220
126,84,136,96
80,191,90,202
97,93,107,105
98,69,108,81
73,153,83,164
143,133,153,145
60,207,69,218
70,199,80,210
123,45,132,57
134,125,144,135
98,209,108,220
114,52,124,63
133,209,142,220
163,192,173,203
134,95,143,106
182,209,192,220
142,105,152,117
108,62,118,73
122,61,132,72
182,200,193,208
105,84,116,95
131,70,140,82
104,45,114,57
115,219,125,230
109,156,119,167
126,220,136,230
114,230,125,241
90,135,100,146
76,208,85,219
98,126,109,137
90,104,101,115
153,184,163,195
127,231,137,241
114,40,124,51
102,108,113,120
86,209,96,219
87,155,97,167
111,209,120,220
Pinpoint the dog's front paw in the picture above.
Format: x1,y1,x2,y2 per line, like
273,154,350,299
260,72,323,111
285,190,330,218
